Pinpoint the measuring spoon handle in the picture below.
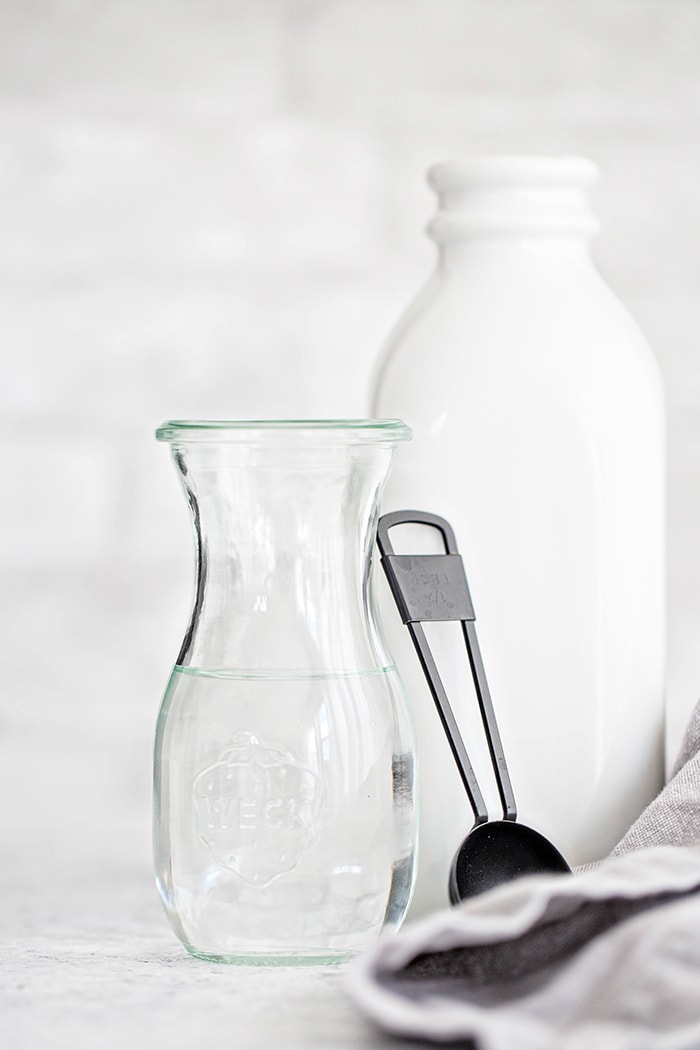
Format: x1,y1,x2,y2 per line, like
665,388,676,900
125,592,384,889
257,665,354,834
377,509,517,823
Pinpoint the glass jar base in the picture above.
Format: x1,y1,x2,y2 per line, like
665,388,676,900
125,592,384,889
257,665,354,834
185,945,352,967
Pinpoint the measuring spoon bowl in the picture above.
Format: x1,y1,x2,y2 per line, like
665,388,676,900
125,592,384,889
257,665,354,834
448,820,571,904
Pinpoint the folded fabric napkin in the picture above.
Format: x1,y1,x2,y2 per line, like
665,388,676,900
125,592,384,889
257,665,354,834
349,699,700,1050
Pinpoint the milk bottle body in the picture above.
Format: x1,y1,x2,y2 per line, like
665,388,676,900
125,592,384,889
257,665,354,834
371,158,665,919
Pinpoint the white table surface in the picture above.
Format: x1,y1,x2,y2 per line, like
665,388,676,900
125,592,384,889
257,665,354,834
1,873,429,1050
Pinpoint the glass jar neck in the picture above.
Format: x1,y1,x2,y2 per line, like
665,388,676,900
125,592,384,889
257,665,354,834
162,426,409,674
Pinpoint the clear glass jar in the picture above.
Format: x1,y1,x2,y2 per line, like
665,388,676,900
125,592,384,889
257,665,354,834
153,419,416,964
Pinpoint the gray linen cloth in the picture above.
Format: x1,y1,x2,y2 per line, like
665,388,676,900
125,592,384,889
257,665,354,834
348,699,700,1050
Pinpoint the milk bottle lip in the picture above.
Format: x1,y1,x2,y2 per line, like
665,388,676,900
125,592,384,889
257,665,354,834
428,156,600,192
426,157,600,241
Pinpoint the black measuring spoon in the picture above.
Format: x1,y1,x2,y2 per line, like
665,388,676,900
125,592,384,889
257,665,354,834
377,510,570,903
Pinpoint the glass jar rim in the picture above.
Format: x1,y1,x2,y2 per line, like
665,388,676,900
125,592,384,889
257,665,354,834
155,418,412,442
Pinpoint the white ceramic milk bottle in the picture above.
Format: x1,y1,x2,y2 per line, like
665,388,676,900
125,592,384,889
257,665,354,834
371,156,665,919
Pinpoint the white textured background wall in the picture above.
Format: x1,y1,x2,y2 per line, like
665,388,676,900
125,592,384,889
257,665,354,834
2,0,700,897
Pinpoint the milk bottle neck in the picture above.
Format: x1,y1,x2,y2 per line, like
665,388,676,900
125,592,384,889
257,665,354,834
427,156,599,269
